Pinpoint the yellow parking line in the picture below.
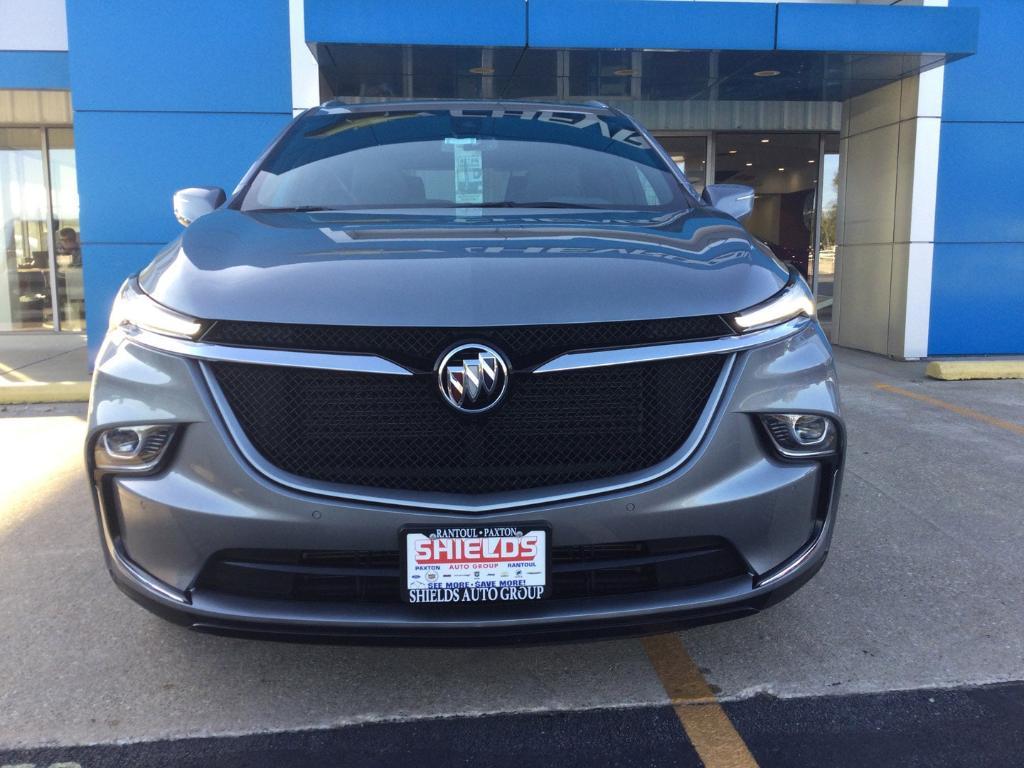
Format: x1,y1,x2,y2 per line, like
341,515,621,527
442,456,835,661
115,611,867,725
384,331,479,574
875,383,1024,437
642,634,759,767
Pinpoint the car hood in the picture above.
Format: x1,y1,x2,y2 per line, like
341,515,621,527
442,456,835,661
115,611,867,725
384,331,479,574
140,208,789,327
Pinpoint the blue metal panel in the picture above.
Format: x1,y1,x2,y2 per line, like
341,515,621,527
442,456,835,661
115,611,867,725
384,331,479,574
943,0,1024,123
929,244,1024,355
0,51,69,90
305,0,526,47
935,122,1024,245
931,1,1024,355
528,0,774,51
74,111,291,245
65,0,291,112
777,4,978,55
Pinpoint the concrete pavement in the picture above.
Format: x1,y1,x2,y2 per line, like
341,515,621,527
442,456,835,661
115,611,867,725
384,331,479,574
0,347,1021,754
0,333,89,404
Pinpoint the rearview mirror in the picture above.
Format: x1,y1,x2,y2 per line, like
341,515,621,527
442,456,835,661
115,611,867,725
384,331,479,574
701,184,755,222
173,186,226,227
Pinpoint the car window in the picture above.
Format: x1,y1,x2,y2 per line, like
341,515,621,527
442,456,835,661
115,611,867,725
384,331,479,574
240,108,689,212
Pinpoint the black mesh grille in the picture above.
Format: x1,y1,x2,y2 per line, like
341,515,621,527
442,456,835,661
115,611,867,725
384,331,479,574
210,355,725,495
202,316,733,370
194,538,751,604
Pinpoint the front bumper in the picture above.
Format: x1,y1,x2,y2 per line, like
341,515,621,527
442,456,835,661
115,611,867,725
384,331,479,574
87,321,844,643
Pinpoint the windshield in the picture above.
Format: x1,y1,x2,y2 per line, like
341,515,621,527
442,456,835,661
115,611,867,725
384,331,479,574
239,107,691,212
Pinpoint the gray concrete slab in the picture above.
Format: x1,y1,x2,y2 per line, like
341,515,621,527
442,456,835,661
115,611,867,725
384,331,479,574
0,333,88,383
0,347,1021,749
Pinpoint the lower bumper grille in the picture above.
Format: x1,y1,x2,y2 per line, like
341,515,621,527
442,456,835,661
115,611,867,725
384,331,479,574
209,355,725,495
194,538,751,604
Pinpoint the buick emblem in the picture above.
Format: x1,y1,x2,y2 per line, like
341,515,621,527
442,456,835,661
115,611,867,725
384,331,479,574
437,344,509,413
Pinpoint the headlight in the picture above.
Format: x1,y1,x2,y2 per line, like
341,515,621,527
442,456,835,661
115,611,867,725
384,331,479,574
109,277,204,339
731,271,815,332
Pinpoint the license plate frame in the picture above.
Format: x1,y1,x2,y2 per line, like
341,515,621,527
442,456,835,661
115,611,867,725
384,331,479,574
401,524,551,605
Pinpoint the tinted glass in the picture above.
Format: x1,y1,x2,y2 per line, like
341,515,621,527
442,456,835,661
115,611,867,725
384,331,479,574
240,109,689,212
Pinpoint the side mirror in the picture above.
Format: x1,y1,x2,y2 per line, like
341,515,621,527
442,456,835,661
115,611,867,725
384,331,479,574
701,184,755,222
173,186,226,227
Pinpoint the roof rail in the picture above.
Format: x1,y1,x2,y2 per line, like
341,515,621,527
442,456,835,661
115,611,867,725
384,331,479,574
582,100,610,109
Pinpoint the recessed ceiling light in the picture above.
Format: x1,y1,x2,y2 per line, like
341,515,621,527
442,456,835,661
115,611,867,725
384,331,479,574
777,167,785,172
754,70,782,78
469,66,495,75
761,138,770,144
808,159,816,164
728,149,737,154
745,162,753,167
613,68,636,76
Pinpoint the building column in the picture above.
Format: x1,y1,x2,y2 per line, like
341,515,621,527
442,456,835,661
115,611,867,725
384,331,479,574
289,0,321,114
832,65,944,361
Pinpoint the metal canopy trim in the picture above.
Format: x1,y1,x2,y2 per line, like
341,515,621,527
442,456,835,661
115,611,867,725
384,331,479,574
306,1,979,59
776,4,979,56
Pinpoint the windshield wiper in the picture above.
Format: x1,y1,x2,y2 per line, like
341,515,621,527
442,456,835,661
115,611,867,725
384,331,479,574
247,205,334,213
466,201,609,210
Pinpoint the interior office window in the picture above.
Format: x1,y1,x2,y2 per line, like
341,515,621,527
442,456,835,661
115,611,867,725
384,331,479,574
0,127,50,331
48,128,83,332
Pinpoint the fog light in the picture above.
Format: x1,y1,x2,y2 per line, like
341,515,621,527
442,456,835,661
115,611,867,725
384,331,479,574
760,414,837,458
94,425,178,472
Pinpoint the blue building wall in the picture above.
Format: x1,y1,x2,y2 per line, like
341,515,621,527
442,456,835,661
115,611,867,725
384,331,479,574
65,0,294,360
0,50,69,89
932,0,1024,355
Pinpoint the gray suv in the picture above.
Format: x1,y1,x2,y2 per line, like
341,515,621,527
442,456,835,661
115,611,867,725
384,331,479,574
87,101,844,642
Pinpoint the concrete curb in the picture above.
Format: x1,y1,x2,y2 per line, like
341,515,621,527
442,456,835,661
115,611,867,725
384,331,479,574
926,360,1024,381
0,381,91,405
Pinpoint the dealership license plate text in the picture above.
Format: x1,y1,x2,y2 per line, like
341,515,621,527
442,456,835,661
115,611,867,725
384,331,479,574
405,527,547,603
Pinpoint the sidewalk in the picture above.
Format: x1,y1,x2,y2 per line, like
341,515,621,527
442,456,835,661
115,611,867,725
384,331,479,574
0,333,90,404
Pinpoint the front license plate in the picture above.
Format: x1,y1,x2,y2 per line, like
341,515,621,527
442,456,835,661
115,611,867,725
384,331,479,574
403,525,548,604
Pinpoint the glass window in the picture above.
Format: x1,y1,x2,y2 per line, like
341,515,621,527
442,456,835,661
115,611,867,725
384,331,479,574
241,109,691,212
641,52,710,100
816,134,840,327
569,50,633,97
326,44,405,98
0,127,51,331
655,135,708,194
496,49,557,99
48,128,84,332
715,132,821,280
412,47,483,99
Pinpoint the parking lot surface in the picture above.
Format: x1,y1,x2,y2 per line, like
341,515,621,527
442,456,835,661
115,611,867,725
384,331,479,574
1,347,1021,765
